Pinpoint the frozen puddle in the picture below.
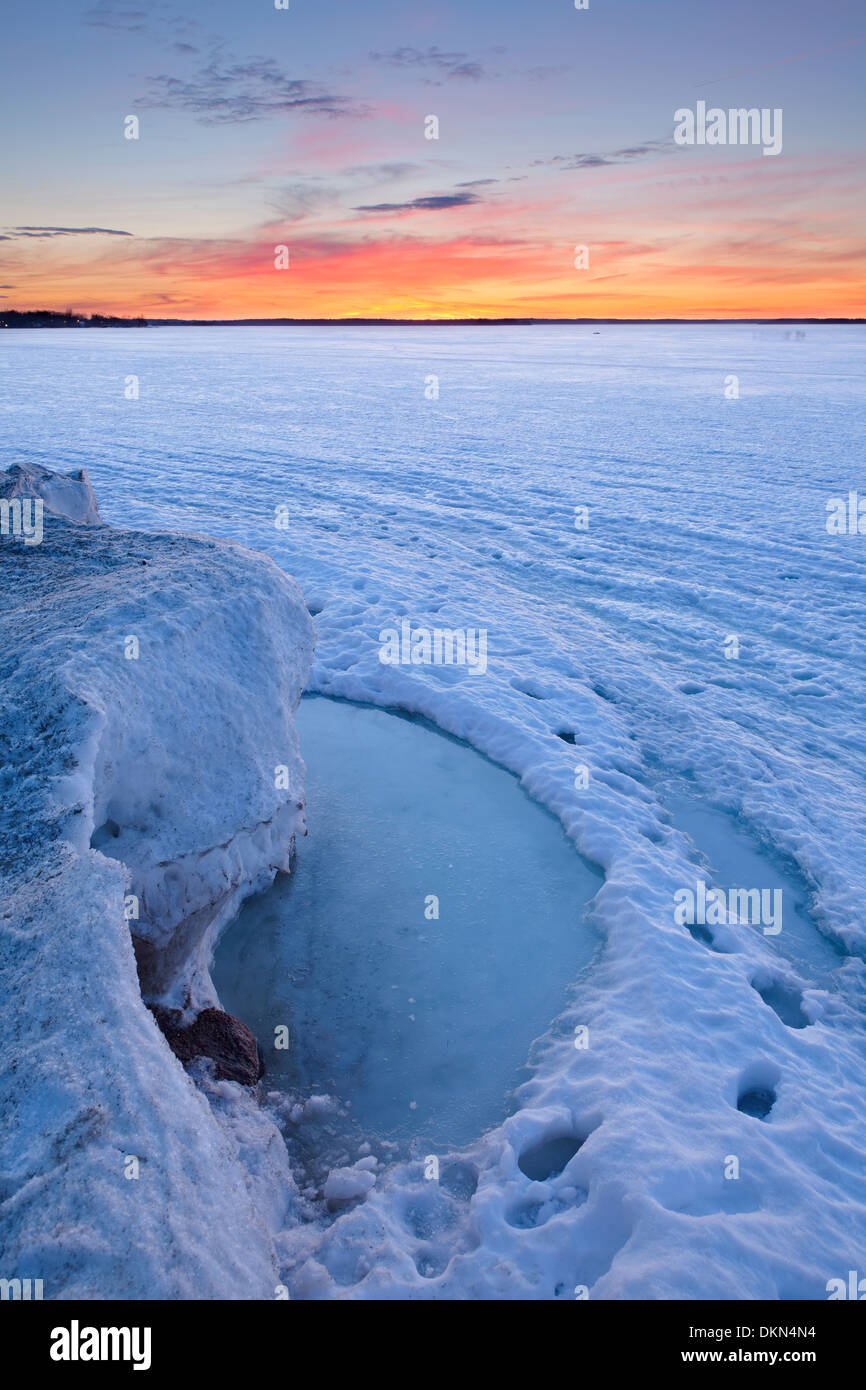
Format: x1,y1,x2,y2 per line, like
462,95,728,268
671,796,845,991
213,697,602,1161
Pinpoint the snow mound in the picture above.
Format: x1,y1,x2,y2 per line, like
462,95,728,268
0,459,101,524
0,464,314,1299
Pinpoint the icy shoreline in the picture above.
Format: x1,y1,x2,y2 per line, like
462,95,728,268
0,464,314,1298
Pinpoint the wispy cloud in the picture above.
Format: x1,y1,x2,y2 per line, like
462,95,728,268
140,55,361,123
85,2,148,32
525,64,571,81
698,36,866,86
343,161,421,181
369,46,486,81
536,140,672,170
85,0,200,49
271,163,423,221
270,181,343,221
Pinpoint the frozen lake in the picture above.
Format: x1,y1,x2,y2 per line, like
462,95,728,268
4,323,866,1297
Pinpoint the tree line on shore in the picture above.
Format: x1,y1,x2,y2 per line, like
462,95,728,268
0,310,147,328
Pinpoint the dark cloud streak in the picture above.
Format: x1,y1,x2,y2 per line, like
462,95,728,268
6,227,133,238
353,193,481,214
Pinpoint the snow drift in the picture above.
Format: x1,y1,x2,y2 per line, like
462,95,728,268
1,459,101,526
0,463,314,1298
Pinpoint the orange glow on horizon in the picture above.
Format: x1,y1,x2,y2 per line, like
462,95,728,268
3,217,864,321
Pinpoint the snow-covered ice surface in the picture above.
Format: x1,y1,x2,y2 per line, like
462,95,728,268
2,323,866,1299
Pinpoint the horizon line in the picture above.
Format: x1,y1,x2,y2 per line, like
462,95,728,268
149,315,866,325
3,312,863,326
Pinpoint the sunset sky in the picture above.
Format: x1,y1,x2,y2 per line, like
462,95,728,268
1,0,864,319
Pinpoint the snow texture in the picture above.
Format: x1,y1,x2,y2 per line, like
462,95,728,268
2,323,866,1301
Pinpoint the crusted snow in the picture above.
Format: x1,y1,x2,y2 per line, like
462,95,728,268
0,464,314,1298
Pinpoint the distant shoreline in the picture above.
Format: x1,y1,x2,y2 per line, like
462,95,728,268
148,316,866,326
1,312,863,329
